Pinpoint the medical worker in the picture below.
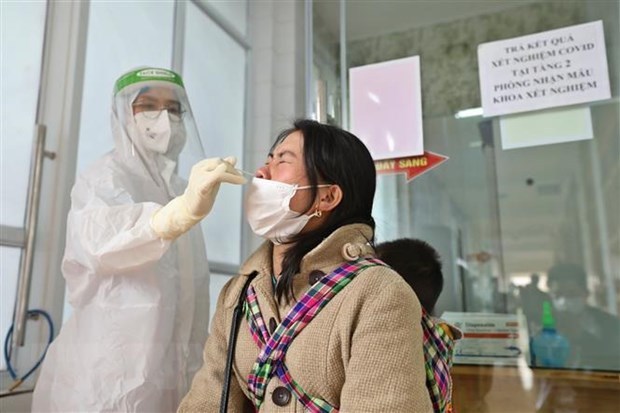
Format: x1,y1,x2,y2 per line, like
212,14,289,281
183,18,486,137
32,67,245,412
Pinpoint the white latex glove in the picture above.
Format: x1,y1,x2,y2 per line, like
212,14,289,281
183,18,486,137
151,157,246,240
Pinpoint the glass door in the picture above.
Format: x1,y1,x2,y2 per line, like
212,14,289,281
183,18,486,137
1,0,48,374
1,0,90,398
311,0,620,410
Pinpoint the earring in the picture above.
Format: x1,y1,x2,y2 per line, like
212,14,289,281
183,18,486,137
312,208,322,218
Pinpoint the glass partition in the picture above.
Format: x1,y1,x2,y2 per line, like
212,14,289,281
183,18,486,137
313,0,619,410
184,0,247,266
0,0,46,227
76,1,174,174
64,1,249,328
66,1,175,323
0,0,47,371
204,0,247,36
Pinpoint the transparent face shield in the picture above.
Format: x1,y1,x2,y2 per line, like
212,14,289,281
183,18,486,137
110,68,206,199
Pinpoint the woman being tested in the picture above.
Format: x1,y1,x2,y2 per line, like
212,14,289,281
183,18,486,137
32,68,245,412
178,120,432,412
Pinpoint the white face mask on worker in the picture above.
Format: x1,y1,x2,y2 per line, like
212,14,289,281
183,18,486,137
244,178,328,244
134,110,184,154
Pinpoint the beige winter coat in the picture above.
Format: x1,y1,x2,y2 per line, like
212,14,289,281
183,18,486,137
178,224,433,412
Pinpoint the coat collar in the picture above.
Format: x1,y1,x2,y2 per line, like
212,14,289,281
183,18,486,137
298,223,373,274
226,224,374,309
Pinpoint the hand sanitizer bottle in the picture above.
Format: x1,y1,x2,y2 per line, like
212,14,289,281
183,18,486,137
530,301,570,368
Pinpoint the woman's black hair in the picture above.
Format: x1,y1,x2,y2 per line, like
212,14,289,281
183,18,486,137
273,119,376,302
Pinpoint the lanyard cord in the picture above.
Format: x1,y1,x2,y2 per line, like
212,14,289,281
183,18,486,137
220,271,258,413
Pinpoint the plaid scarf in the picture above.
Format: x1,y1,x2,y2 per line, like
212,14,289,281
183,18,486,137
422,310,456,413
244,257,383,412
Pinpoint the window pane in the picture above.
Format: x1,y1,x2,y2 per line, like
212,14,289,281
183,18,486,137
0,247,22,370
499,106,620,372
204,0,247,36
0,1,47,227
66,2,174,319
184,2,247,265
76,1,174,174
316,0,620,381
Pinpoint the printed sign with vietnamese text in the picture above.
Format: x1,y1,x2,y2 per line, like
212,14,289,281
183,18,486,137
478,20,611,117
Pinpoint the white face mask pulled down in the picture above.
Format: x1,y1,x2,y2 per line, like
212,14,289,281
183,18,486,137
134,110,186,158
245,177,329,244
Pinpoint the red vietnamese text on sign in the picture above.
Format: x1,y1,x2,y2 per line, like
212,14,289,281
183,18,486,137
374,151,449,182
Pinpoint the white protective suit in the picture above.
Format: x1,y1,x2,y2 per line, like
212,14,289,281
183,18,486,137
32,68,220,412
